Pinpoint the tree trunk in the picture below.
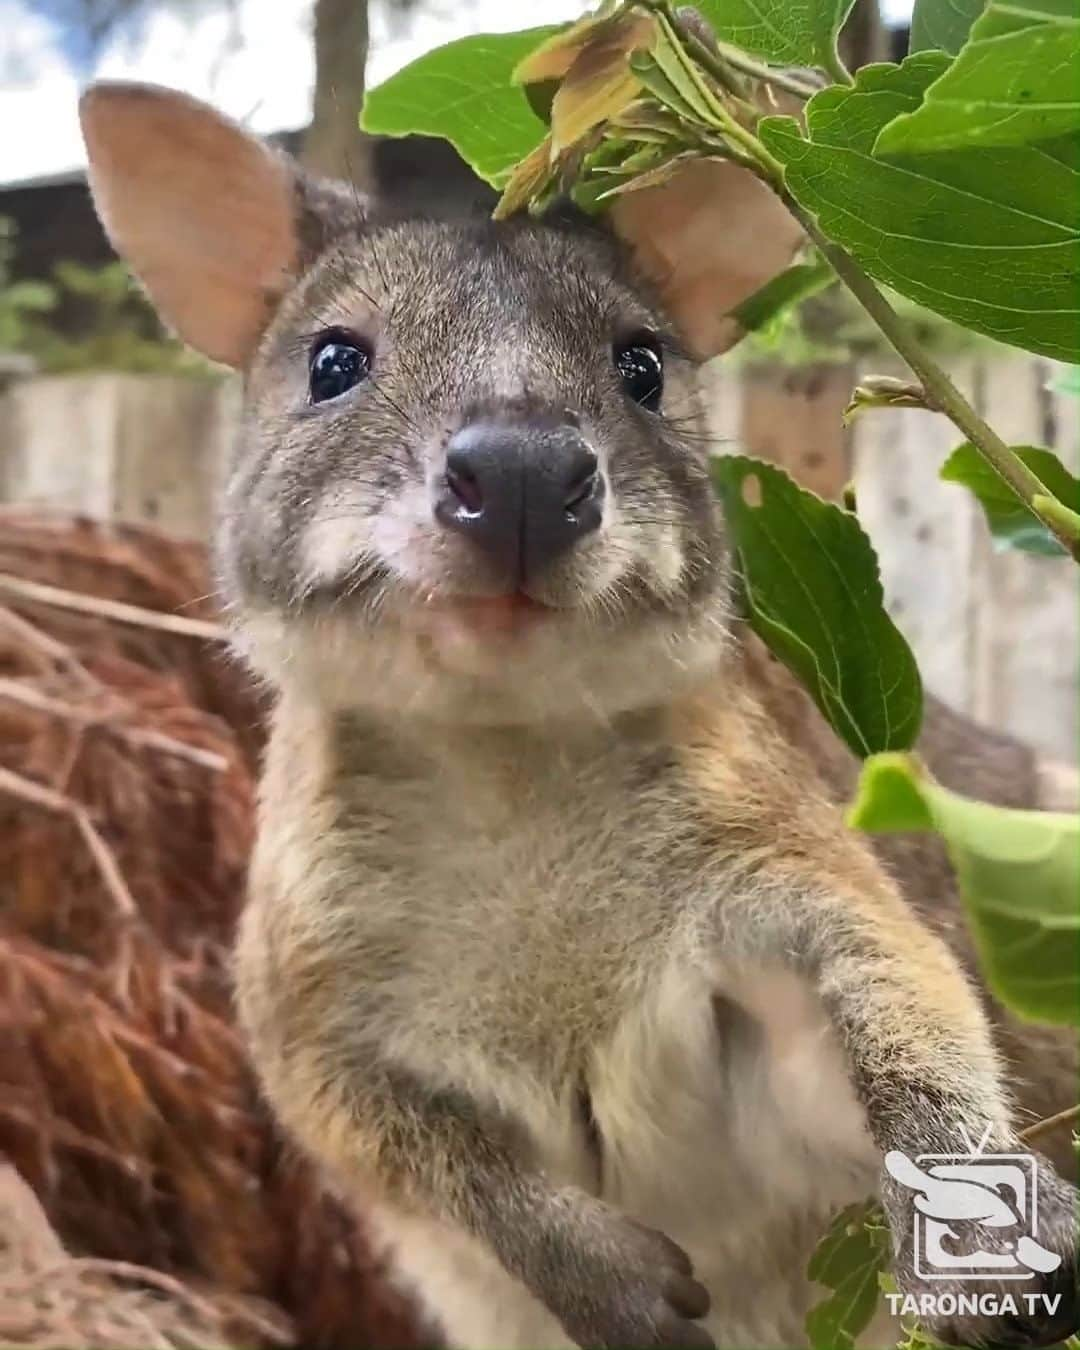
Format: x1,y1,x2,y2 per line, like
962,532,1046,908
302,0,374,189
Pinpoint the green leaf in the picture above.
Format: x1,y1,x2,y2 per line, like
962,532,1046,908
909,0,986,55
649,11,726,126
805,1202,890,1350
692,0,856,70
2,280,57,313
895,1321,947,1350
877,0,1080,154
1051,364,1080,397
760,55,1080,363
941,443,1080,556
361,29,559,185
728,256,835,334
711,456,923,758
630,50,715,124
849,754,1080,1025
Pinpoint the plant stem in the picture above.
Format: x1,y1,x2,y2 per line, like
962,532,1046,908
1018,1103,1080,1146
636,0,821,101
1032,494,1080,544
788,203,1080,560
821,42,853,86
697,36,822,100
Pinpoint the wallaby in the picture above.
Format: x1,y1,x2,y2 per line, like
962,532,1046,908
79,81,1079,1350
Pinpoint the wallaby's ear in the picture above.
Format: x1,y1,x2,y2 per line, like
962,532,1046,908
79,82,304,368
611,158,805,360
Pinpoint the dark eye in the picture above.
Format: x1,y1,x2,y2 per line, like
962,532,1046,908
614,334,664,412
309,332,372,404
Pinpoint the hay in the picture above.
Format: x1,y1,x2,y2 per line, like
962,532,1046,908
0,1162,290,1349
0,510,422,1349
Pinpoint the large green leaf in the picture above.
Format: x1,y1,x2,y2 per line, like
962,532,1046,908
361,29,558,185
760,55,1080,363
878,0,1080,154
940,443,1080,556
711,456,923,758
805,1202,890,1350
692,0,856,70
849,754,1080,1025
909,0,986,56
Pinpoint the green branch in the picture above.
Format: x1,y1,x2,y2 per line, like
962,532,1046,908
820,41,853,87
685,28,823,100
1032,494,1080,546
790,206,1080,560
637,0,823,101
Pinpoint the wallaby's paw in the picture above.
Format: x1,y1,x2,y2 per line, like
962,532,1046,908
915,1262,1078,1349
550,1200,714,1349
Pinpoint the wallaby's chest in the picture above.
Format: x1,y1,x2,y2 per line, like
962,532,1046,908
324,736,874,1343
250,706,877,1347
325,724,710,1051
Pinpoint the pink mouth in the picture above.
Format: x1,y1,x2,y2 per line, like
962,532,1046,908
428,592,554,638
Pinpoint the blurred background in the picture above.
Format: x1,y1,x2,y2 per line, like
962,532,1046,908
0,3,1075,1348
1,0,1074,764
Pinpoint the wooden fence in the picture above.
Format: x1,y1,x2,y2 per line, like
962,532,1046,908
1,358,1076,761
0,374,240,542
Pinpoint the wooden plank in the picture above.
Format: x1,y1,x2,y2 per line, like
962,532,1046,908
969,357,1079,762
698,359,742,455
852,357,982,720
0,373,239,541
1,373,118,517
738,361,855,499
112,375,240,539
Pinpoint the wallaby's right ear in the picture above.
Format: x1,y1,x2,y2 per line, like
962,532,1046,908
80,82,310,368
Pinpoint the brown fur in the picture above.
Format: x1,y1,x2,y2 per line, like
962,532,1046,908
79,82,1079,1350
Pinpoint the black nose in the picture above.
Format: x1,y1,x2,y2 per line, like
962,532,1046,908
434,419,603,578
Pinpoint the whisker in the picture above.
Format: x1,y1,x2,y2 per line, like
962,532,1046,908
368,377,418,435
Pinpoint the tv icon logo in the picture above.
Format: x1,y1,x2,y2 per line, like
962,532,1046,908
885,1148,1062,1281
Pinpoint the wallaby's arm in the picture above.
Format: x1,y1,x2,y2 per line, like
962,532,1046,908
679,686,1007,1142
743,632,1080,1176
675,688,1078,1301
288,1057,710,1349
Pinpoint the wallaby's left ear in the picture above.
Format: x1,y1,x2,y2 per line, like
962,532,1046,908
611,157,804,360
80,81,315,368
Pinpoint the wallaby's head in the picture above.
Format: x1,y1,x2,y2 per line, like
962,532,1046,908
80,82,799,724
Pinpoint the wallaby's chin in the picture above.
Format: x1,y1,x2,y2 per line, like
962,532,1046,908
231,592,733,725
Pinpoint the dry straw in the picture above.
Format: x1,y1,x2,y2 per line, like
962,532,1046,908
0,510,420,1350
